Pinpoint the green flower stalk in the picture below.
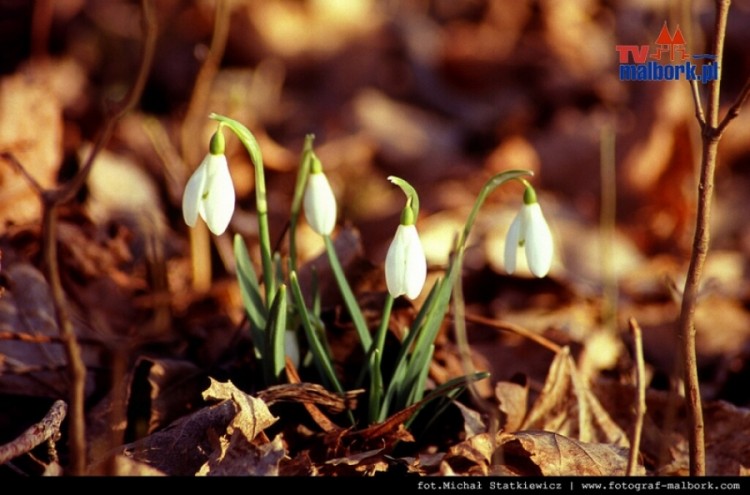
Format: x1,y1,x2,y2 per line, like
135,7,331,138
182,129,235,235
504,182,553,278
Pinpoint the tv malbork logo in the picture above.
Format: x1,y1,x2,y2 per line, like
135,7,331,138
616,22,718,84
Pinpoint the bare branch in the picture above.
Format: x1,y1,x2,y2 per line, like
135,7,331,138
459,312,563,354
0,152,45,195
717,77,750,136
689,79,707,129
678,0,734,476
29,0,159,475
626,318,647,476
52,0,158,206
0,400,67,465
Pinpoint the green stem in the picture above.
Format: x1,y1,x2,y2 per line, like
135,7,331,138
210,113,276,302
290,135,315,271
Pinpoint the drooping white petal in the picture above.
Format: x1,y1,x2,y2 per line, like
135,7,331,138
201,153,235,235
523,203,553,277
504,211,523,275
402,226,426,300
385,224,426,300
182,155,209,227
304,172,337,235
385,226,407,298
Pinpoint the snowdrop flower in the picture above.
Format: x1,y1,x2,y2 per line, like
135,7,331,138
182,130,235,235
385,204,426,300
303,156,337,235
504,184,553,278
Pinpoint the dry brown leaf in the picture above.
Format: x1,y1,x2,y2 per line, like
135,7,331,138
324,448,391,476
202,377,278,442
454,401,486,438
120,400,238,475
197,432,286,476
594,378,750,475
520,347,628,446
352,88,460,176
0,70,63,226
245,0,382,57
501,430,643,476
495,376,529,433
0,263,100,398
442,432,496,476
325,448,384,467
138,357,206,434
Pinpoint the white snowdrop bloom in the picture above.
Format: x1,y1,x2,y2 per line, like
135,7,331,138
182,131,235,235
385,208,426,300
303,158,337,236
504,186,553,278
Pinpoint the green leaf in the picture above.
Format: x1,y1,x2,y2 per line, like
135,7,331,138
267,284,288,383
368,349,384,424
323,235,372,350
406,371,490,430
289,271,345,395
234,234,267,354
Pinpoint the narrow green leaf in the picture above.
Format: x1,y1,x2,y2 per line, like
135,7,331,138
323,235,372,350
267,284,288,383
407,344,434,406
289,271,345,395
406,371,490,430
234,234,267,354
368,349,384,424
379,277,442,413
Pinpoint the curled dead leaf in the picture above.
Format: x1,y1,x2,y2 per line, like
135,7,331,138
202,377,278,442
197,433,286,476
501,430,644,476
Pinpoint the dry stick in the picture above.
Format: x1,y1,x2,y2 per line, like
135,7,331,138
0,400,67,465
459,312,562,354
451,264,503,474
626,318,646,476
180,0,231,293
680,0,750,475
2,0,157,475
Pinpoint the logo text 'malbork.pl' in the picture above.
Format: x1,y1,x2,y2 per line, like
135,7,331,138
616,22,718,84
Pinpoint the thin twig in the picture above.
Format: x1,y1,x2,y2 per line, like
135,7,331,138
458,312,562,354
2,0,157,475
626,318,646,476
0,400,67,465
717,77,750,135
1,152,44,194
680,0,737,476
689,79,707,129
451,253,502,473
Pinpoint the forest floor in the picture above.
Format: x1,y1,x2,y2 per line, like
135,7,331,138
1,0,750,477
